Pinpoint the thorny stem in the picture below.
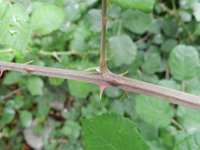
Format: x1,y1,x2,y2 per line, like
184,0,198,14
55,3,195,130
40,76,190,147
0,1,200,111
1,61,200,109
100,0,108,73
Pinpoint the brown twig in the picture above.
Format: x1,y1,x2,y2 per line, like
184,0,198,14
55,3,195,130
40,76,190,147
100,0,108,73
0,86,25,101
0,61,200,109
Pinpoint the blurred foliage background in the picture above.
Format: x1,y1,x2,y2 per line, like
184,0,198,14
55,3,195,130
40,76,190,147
1,0,200,149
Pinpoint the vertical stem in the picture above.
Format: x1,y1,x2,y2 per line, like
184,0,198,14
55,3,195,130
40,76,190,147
100,0,108,72
117,20,122,35
172,0,177,14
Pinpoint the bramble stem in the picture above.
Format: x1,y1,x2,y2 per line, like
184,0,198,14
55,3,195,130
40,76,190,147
1,0,200,112
100,0,108,72
1,61,200,109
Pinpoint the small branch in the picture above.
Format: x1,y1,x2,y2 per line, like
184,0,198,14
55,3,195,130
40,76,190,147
181,80,186,91
172,119,187,132
39,50,77,56
0,86,25,101
0,49,13,53
1,61,200,109
100,0,108,72
39,50,98,61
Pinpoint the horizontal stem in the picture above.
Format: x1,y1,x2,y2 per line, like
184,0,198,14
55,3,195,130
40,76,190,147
0,61,200,109
0,86,25,101
0,49,14,53
39,50,77,56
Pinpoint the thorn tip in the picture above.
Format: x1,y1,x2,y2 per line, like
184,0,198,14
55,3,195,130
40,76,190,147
98,83,110,99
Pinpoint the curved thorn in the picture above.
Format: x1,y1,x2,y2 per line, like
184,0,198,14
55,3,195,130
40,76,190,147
0,71,2,77
98,82,110,99
0,67,5,77
119,71,129,76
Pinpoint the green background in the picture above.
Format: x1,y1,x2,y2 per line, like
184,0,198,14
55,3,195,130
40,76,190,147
0,0,200,149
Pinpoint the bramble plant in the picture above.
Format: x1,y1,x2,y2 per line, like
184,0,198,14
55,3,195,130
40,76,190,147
1,0,200,149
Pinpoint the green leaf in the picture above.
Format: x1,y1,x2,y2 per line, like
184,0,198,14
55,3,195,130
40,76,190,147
109,0,156,12
61,121,81,138
69,25,91,51
1,108,15,124
109,100,125,115
122,10,153,34
193,2,200,22
86,9,102,32
65,0,82,22
0,1,7,18
153,33,164,44
3,72,23,85
161,39,177,53
27,77,44,96
0,4,31,50
123,98,137,120
169,45,199,81
177,106,200,130
105,87,122,98
81,94,108,119
186,76,200,96
19,111,32,128
140,74,159,84
109,98,137,119
14,96,24,110
142,52,161,74
31,4,65,35
159,18,178,37
37,99,50,117
135,95,174,128
158,79,181,91
5,100,15,108
174,132,200,150
159,127,175,148
0,53,15,61
83,113,149,150
68,80,91,99
179,10,192,22
48,77,64,86
109,34,137,67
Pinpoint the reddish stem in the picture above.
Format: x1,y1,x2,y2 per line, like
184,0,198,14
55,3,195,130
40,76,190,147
0,61,200,109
